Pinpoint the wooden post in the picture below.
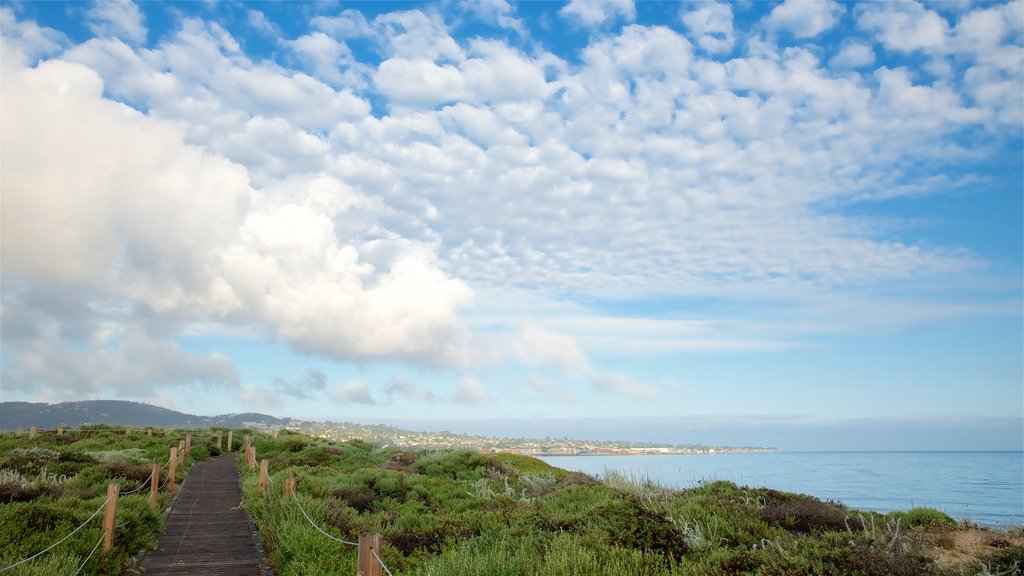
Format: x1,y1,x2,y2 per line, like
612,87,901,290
57,428,64,436
102,483,119,551
357,533,382,576
258,459,268,497
227,430,233,452
185,433,191,455
125,427,131,435
148,428,153,437
216,432,223,451
248,447,256,471
150,463,159,509
168,447,177,492
28,426,36,439
285,475,296,498
244,435,250,456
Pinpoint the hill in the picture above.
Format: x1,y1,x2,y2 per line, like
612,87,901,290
0,400,287,430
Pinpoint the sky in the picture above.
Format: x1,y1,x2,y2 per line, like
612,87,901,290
1,0,1022,451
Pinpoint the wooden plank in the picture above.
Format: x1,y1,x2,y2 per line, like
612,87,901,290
134,453,273,575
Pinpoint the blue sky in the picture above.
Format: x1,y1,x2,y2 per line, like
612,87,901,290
1,0,1021,450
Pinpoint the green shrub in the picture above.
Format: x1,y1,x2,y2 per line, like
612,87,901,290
887,507,956,528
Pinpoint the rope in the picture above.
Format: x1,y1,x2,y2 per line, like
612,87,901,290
294,497,358,547
120,470,154,495
75,533,104,575
0,496,109,573
370,547,394,576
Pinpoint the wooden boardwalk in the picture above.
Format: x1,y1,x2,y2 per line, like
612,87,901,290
129,453,273,576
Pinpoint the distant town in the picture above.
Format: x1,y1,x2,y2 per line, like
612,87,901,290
284,420,776,456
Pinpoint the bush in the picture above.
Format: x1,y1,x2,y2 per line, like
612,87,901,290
887,507,956,528
761,496,849,533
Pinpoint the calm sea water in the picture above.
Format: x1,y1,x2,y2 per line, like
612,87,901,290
538,452,1024,528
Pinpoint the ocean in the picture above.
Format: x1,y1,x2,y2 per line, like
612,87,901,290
538,451,1024,528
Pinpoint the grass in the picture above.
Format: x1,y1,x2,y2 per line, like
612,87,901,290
0,426,225,575
4,426,1017,575
239,430,1024,576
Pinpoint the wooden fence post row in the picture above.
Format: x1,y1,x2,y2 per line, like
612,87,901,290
102,483,119,551
357,533,383,576
168,447,178,492
257,459,268,497
150,463,160,509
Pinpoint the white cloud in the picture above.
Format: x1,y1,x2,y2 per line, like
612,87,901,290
385,377,439,403
1,45,475,376
271,367,328,400
86,0,146,45
374,9,462,61
247,10,280,38
2,5,1017,410
592,372,658,398
830,40,874,68
459,0,525,34
560,0,636,27
452,376,492,405
330,380,377,404
312,10,373,38
240,385,281,409
511,318,590,375
763,0,844,38
508,318,661,398
289,31,369,89
0,7,65,64
682,2,735,54
856,1,950,53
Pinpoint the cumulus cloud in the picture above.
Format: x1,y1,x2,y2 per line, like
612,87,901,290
271,368,328,400
856,1,950,53
0,7,65,63
560,0,636,27
330,380,377,404
682,2,735,54
0,33,476,387
452,376,492,405
763,0,844,38
86,0,146,45
385,377,439,403
830,40,874,68
511,319,590,375
2,3,1017,407
459,0,525,34
509,319,660,398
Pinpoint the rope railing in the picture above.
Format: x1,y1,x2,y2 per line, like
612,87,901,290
294,496,359,547
120,469,155,495
76,532,104,575
282,474,392,576
370,547,395,576
0,495,109,573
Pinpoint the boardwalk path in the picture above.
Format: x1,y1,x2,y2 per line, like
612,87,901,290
130,453,273,576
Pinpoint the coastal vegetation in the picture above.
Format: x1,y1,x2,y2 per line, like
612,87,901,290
0,425,216,575
0,426,1019,575
240,430,1023,576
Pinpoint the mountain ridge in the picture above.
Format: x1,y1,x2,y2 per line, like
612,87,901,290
0,400,288,430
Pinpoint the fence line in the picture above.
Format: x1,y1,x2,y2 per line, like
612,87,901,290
0,495,109,573
76,532,105,575
370,547,395,576
294,496,359,547
120,468,155,495
2,426,231,573
285,475,392,576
